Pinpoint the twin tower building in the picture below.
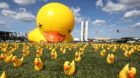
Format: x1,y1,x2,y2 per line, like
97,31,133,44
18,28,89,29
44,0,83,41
80,21,89,42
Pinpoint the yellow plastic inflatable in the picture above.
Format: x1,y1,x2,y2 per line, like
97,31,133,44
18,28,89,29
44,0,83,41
28,2,75,43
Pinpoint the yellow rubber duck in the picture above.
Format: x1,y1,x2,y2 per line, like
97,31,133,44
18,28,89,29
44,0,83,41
51,50,57,60
100,49,106,57
94,47,99,52
36,49,43,57
28,2,74,43
22,49,30,57
106,53,115,64
11,56,24,67
34,57,43,71
62,49,66,54
119,64,136,78
64,60,76,76
112,46,118,53
75,52,81,62
124,50,132,58
79,48,84,55
0,71,6,78
0,53,13,63
1,47,7,53
130,48,135,53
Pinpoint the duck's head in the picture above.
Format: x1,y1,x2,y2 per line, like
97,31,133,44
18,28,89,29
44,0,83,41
36,49,41,54
51,51,55,57
11,56,17,62
127,67,136,78
36,2,75,43
109,54,114,61
36,2,74,42
64,61,71,70
34,58,41,65
75,52,79,58
0,54,5,59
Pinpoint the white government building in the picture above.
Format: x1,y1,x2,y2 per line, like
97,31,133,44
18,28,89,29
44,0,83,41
81,20,89,42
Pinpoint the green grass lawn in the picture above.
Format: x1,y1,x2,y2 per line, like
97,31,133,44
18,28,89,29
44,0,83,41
0,43,140,78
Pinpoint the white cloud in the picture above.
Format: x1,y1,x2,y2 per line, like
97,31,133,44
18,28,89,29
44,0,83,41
0,2,9,9
96,0,103,7
102,1,125,13
97,0,140,13
14,8,35,22
1,8,35,22
0,20,6,26
92,19,106,25
13,0,36,5
124,10,140,19
120,0,140,9
1,9,17,17
131,22,140,28
71,7,83,23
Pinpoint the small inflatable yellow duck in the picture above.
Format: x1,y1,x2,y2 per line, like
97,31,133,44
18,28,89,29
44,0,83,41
64,60,76,76
34,57,43,71
11,56,24,67
75,52,81,62
106,53,115,64
0,71,6,78
36,49,43,57
22,49,30,57
51,50,57,60
28,2,75,43
100,49,106,57
124,50,132,58
119,63,136,78
0,52,14,63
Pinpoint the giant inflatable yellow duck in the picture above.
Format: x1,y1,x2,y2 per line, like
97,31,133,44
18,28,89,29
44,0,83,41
28,2,75,43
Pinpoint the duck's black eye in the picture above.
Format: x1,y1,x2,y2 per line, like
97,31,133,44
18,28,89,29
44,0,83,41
68,29,71,33
68,63,70,66
39,23,42,28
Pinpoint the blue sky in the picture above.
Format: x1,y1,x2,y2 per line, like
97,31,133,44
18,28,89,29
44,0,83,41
0,0,140,39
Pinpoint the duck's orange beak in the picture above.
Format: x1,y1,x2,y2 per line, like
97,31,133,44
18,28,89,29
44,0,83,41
64,66,70,70
128,71,135,78
34,61,40,65
0,55,5,59
51,54,55,57
36,51,41,54
42,31,65,43
11,58,16,62
109,57,114,61
75,54,79,58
